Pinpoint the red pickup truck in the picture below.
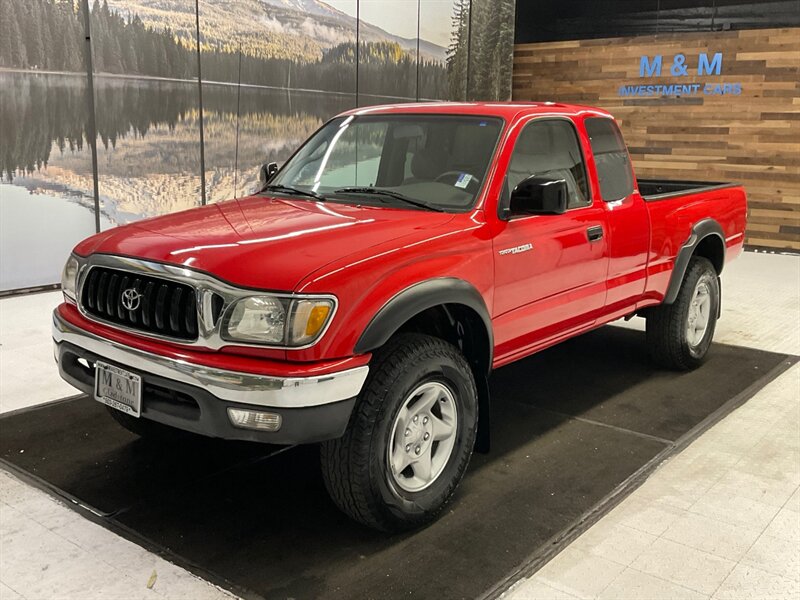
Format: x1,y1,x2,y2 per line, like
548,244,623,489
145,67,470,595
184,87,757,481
54,102,746,531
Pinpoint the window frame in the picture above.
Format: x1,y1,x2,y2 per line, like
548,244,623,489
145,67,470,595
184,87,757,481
498,116,594,220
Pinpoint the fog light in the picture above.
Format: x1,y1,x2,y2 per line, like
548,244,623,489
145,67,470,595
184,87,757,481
227,408,282,431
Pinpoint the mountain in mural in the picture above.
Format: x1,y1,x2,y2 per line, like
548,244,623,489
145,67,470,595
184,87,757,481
104,0,447,63
262,0,344,18
259,0,449,60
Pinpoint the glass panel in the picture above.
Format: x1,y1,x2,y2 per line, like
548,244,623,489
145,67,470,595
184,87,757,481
199,0,358,203
420,0,467,100
91,0,202,228
0,1,101,290
467,0,516,101
357,0,420,104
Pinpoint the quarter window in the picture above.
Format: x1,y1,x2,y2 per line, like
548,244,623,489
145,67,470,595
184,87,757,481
506,119,591,210
585,117,634,201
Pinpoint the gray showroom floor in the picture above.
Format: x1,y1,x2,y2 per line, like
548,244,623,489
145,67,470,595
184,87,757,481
1,250,798,600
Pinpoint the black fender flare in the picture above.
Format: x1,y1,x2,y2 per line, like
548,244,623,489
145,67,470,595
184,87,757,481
354,278,494,369
664,218,725,305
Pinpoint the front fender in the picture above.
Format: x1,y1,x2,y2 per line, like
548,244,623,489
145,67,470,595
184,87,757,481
354,277,493,358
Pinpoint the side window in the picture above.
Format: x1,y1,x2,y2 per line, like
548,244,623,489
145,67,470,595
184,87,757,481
506,120,591,209
585,117,634,201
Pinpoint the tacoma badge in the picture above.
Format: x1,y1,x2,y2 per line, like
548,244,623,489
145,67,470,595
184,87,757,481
498,243,533,256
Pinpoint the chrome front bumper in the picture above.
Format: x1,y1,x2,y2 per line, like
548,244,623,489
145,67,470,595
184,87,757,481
52,309,369,409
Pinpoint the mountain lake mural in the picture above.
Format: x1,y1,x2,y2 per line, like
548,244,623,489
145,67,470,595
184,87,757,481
0,0,517,291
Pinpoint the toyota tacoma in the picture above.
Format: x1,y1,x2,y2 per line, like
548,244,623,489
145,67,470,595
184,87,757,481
54,102,747,531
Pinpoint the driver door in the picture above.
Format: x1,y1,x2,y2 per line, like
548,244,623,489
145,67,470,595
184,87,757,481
492,118,609,364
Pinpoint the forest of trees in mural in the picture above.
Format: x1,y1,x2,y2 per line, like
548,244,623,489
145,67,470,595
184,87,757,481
445,0,516,101
0,0,449,98
0,0,513,101
202,41,448,99
469,0,515,101
0,0,86,71
446,0,470,100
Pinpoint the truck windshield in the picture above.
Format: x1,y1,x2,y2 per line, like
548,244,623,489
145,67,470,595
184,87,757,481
269,114,504,212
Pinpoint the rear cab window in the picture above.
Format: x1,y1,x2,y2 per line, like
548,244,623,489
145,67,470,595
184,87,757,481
584,117,634,201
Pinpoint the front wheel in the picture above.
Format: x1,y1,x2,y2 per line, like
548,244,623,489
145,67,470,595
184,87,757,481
646,256,720,370
320,333,478,532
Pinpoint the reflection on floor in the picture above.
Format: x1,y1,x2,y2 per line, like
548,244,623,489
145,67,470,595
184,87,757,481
0,250,798,599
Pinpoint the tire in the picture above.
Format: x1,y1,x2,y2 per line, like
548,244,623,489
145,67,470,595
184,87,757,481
646,256,720,370
320,333,479,532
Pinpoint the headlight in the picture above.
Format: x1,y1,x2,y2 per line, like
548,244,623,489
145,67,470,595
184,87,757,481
225,296,287,343
61,255,80,302
223,295,334,346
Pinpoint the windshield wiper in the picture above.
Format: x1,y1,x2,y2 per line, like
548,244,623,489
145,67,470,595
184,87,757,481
333,187,444,212
262,184,325,201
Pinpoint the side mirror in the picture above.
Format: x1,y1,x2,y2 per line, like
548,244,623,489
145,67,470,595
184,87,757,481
258,162,279,186
509,176,568,216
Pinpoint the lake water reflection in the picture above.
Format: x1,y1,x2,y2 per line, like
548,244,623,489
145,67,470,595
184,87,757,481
1,70,359,290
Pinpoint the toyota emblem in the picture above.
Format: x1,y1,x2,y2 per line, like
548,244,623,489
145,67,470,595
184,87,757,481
120,288,142,311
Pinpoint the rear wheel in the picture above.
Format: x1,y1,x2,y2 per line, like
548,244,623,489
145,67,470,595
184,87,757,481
320,333,478,532
646,256,720,370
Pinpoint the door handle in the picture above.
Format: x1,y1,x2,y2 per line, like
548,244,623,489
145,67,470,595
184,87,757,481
587,226,604,242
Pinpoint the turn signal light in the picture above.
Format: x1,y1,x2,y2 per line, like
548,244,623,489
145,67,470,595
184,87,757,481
227,408,282,431
288,299,334,345
305,304,331,336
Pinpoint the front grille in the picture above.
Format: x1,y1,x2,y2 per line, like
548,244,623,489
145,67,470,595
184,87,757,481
81,267,199,341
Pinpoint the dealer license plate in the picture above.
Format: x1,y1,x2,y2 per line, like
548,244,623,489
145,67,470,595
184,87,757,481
94,361,142,418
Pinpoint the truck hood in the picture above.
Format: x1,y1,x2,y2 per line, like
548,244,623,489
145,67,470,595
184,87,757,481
75,195,456,291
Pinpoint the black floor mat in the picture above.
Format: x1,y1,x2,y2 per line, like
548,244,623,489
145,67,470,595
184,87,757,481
1,326,794,599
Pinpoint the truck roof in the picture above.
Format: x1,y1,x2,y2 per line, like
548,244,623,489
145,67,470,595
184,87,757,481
340,101,614,121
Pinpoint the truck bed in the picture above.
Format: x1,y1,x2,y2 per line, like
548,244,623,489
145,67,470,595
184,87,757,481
638,179,738,201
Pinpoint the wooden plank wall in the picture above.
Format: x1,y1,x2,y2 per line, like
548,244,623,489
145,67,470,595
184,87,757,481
513,28,800,251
